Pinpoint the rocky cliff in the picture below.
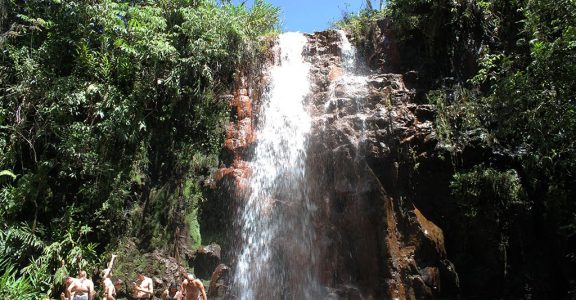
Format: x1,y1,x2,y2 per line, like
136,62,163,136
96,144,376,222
209,29,462,299
302,30,458,299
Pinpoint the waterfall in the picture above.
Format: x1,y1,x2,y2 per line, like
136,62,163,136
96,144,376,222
338,30,357,72
234,32,321,299
225,28,458,300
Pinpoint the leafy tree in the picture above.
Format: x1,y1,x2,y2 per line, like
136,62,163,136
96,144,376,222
0,0,278,296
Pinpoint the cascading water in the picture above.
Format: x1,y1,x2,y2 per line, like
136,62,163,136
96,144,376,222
325,31,369,153
234,32,322,299
338,30,357,72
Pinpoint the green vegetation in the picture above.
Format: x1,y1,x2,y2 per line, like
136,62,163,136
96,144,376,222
0,0,278,296
451,166,526,220
425,87,484,148
0,260,41,300
334,7,387,47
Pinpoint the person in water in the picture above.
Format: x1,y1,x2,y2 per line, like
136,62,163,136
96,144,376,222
102,254,118,300
181,272,207,300
67,270,94,300
161,283,182,300
60,276,75,300
132,269,154,300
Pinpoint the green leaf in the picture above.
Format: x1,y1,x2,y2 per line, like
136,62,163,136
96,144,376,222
0,170,17,180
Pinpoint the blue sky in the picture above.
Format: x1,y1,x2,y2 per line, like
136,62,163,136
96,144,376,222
231,0,381,33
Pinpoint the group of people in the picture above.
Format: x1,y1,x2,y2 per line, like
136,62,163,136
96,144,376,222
157,273,207,300
60,254,207,300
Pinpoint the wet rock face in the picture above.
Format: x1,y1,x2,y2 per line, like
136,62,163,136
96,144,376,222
215,75,257,198
304,30,459,299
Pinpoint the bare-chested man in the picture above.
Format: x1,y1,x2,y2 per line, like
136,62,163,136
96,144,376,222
181,272,207,300
67,271,94,300
132,270,154,300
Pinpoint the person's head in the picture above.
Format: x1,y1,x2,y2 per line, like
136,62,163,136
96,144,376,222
136,269,145,280
78,271,87,279
114,279,123,289
182,272,194,281
63,276,74,287
169,283,178,293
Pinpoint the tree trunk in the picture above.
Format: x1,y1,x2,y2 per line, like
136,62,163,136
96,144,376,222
366,0,373,10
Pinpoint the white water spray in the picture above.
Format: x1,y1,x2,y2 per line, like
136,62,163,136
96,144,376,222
234,32,321,299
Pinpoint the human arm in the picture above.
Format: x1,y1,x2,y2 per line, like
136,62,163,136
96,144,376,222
60,284,70,300
67,281,75,300
161,289,167,300
147,278,154,297
131,281,138,297
103,254,117,278
104,284,116,300
180,279,188,299
195,279,207,300
88,280,95,300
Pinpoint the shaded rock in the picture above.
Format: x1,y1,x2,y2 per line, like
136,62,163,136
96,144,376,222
404,70,419,87
414,104,436,121
193,243,221,280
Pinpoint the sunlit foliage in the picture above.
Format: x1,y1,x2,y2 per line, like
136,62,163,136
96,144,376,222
0,0,278,296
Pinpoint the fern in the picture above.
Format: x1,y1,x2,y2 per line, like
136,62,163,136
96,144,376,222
0,260,41,300
0,223,45,264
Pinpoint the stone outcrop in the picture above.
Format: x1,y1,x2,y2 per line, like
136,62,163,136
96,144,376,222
107,238,189,299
